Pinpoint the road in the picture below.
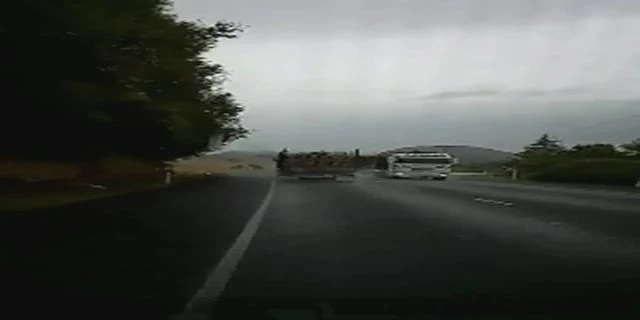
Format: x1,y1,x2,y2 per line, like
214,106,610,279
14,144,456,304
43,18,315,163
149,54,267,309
209,174,640,319
1,175,273,319
3,172,640,319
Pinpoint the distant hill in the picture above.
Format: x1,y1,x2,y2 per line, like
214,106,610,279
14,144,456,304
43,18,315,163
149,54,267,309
385,145,514,165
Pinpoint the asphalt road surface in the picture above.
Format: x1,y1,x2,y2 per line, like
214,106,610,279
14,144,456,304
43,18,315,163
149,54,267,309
3,172,640,319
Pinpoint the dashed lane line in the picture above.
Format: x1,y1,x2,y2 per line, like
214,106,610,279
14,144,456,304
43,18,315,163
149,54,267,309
473,197,514,207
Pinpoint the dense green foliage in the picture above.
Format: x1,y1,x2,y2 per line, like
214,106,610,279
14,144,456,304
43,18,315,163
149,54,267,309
529,159,640,185
1,0,247,161
514,134,640,186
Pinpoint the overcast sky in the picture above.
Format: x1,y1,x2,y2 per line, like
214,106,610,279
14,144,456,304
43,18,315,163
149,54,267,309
174,0,640,152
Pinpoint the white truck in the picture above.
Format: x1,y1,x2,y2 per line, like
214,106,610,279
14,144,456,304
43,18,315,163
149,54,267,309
379,152,457,180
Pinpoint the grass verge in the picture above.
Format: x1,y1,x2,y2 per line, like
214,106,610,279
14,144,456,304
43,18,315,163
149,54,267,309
456,174,640,193
0,155,273,212
0,184,161,211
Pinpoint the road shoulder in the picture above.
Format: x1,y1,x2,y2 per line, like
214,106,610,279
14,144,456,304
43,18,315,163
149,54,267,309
1,174,273,318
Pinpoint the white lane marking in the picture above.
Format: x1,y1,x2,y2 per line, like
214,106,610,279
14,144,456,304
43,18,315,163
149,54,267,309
178,179,277,317
473,197,513,207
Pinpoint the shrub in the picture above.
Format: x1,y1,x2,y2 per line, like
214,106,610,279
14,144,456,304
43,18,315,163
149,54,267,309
529,158,640,186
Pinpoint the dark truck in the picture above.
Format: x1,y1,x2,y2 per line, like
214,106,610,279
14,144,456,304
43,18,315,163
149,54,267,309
276,151,358,181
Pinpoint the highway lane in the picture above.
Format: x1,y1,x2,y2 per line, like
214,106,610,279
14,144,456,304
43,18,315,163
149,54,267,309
0,175,272,319
385,176,640,245
3,171,640,319
211,175,640,318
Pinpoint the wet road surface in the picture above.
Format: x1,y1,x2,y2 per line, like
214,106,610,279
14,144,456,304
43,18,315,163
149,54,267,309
3,173,640,319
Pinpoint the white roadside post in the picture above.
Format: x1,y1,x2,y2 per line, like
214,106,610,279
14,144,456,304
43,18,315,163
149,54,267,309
165,166,173,185
509,155,522,181
207,134,223,152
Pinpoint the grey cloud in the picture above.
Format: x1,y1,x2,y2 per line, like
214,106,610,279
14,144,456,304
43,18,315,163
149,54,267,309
423,86,589,100
231,99,640,153
424,89,501,99
515,86,589,97
176,0,640,37
171,0,640,152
